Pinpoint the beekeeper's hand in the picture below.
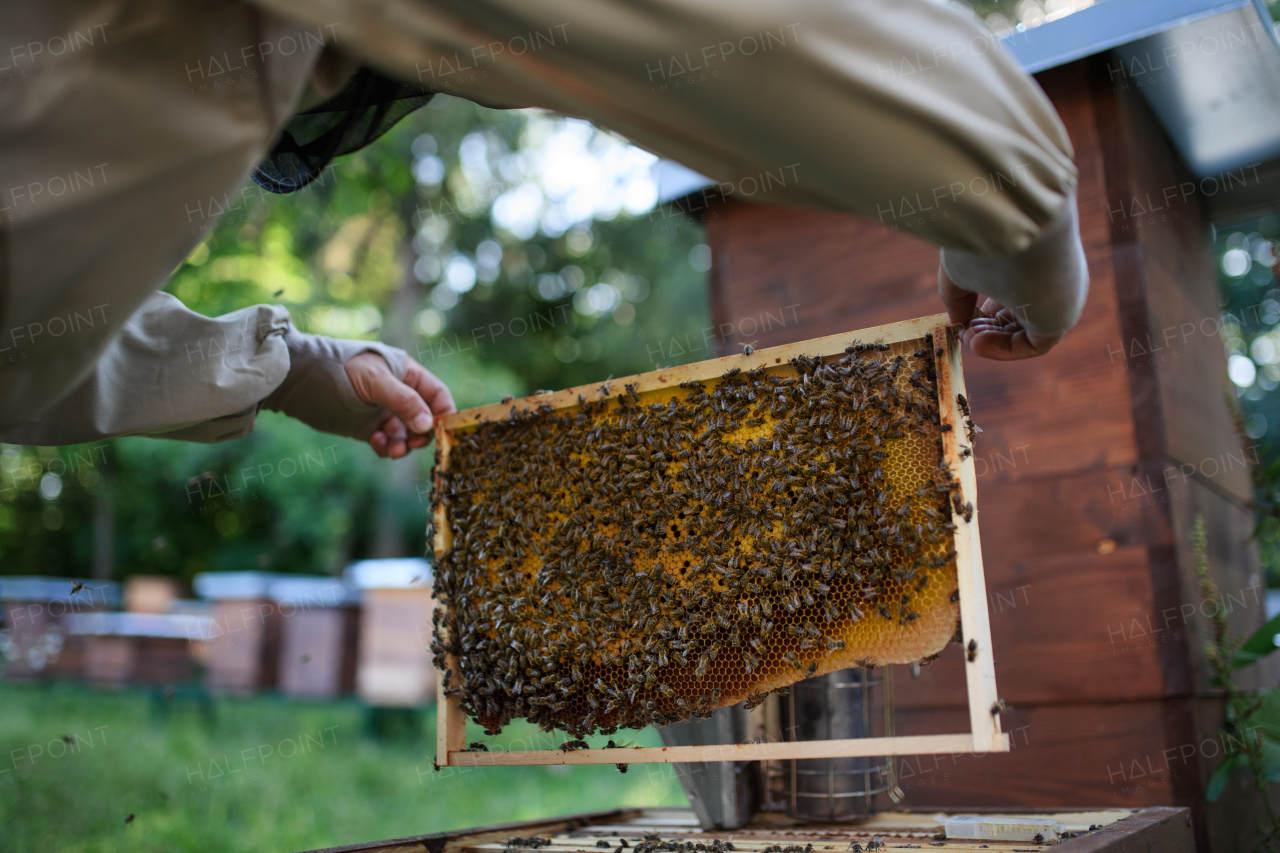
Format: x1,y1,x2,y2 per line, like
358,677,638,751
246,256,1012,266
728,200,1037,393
938,266,1063,361
345,352,456,458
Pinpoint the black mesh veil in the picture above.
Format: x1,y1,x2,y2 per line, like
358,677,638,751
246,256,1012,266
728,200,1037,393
253,66,435,194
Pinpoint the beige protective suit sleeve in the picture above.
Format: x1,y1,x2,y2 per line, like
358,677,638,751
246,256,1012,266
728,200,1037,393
1,0,1086,445
0,0,409,442
2,292,407,444
247,0,1087,337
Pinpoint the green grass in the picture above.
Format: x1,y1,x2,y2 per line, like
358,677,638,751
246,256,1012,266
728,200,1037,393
0,679,686,853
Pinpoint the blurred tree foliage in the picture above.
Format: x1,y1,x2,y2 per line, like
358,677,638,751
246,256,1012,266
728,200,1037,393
0,95,710,583
1218,216,1280,586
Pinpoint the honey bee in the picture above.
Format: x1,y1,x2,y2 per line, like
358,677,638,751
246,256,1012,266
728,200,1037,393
966,639,978,662
433,331,958,737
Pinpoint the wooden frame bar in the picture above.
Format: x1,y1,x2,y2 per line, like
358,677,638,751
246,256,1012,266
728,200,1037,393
434,313,1007,766
934,320,1005,753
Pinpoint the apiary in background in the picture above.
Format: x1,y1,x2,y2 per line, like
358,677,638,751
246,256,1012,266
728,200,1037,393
431,316,1001,767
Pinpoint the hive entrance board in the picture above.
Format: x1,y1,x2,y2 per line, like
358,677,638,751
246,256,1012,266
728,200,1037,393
432,314,1006,767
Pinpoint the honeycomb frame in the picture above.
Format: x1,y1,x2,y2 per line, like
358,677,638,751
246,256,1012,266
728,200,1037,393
433,315,1006,767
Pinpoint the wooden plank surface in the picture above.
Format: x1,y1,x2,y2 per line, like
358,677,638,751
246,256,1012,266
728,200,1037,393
294,809,642,853
887,698,1212,810
1079,55,1270,852
1054,806,1193,852
293,806,1171,853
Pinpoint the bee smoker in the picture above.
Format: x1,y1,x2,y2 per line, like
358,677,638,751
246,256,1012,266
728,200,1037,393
763,667,898,821
661,668,897,829
659,705,753,829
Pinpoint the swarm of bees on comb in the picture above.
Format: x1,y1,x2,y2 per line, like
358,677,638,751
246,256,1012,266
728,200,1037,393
430,334,967,738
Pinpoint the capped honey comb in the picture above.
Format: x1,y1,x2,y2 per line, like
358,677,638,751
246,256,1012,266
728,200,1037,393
430,336,963,738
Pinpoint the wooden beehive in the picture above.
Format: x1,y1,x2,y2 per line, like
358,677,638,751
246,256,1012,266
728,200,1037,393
124,575,182,614
0,577,119,681
193,572,283,694
694,52,1276,851
270,577,361,700
431,316,1004,767
65,612,207,688
80,636,193,688
343,559,437,707
356,587,436,706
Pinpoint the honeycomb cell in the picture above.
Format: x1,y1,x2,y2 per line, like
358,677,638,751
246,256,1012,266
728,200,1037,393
431,339,962,738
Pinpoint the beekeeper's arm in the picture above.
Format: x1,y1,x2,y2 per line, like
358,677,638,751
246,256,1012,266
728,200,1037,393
3,0,1083,450
252,0,1088,354
0,292,453,457
0,1,452,454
